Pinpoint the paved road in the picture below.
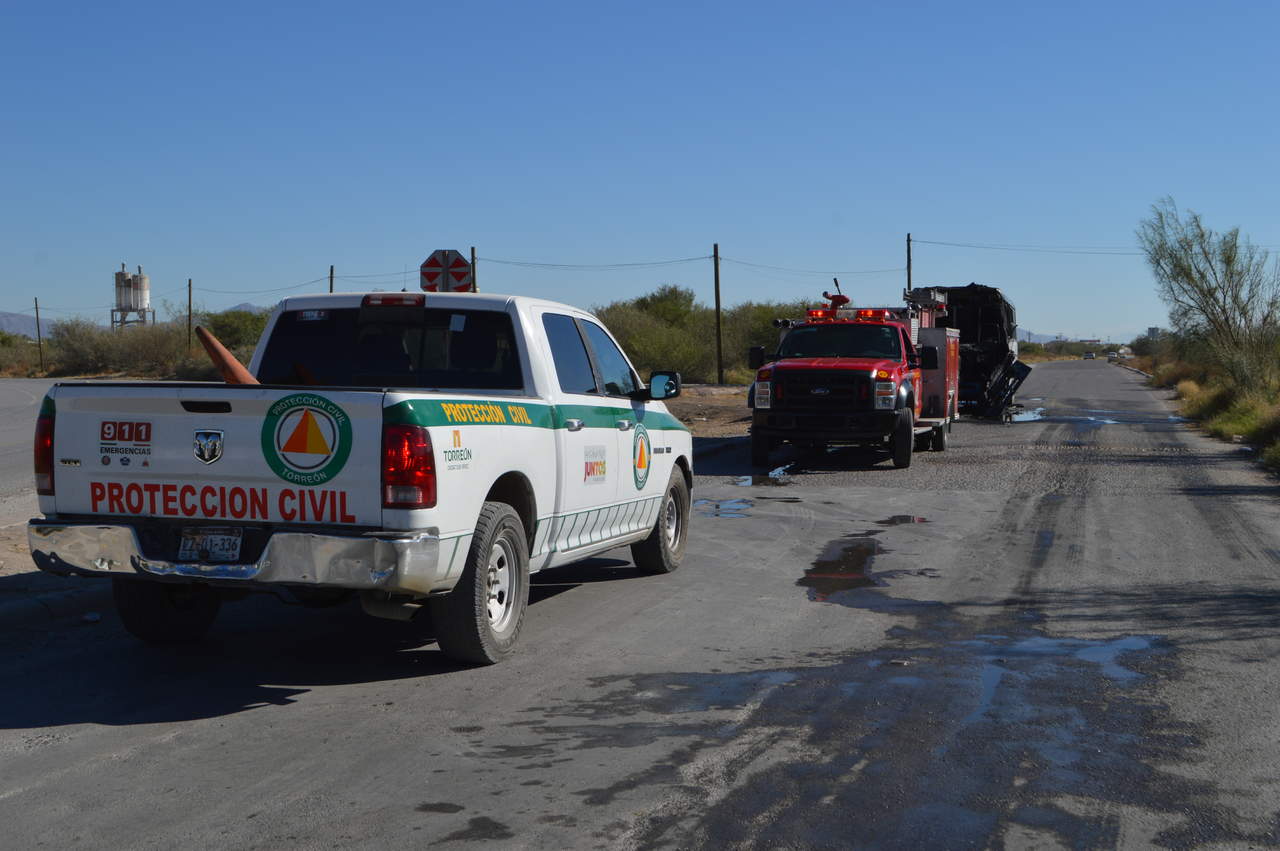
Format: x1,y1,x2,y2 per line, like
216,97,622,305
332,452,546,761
0,379,53,501
4,362,1280,848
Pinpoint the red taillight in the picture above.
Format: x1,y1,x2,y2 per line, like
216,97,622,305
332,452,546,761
363,293,425,307
34,413,55,496
382,424,435,509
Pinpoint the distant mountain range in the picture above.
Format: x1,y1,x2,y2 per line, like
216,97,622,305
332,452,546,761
0,312,39,339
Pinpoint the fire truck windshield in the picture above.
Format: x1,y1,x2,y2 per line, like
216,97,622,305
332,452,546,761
777,323,902,360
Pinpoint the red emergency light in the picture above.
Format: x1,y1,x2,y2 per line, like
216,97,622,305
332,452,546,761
854,309,894,322
807,308,836,321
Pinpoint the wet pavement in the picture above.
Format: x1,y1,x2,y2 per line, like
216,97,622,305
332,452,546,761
5,361,1280,848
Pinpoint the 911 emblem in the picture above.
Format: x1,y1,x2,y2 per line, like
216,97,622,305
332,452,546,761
194,430,224,465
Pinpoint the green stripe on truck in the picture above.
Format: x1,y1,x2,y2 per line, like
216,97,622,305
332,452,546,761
382,398,688,432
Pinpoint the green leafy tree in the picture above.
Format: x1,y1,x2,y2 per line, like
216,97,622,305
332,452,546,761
1138,197,1280,387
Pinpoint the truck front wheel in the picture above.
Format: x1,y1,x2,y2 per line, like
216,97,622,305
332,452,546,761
431,502,530,665
632,468,690,574
751,432,772,467
112,578,221,644
891,410,914,469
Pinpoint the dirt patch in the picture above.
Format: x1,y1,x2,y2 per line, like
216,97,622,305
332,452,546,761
666,386,751,438
0,523,31,580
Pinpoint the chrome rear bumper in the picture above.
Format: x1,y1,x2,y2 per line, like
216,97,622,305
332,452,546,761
27,520,446,596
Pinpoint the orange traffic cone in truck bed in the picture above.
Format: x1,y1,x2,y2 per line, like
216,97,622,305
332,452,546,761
195,326,259,385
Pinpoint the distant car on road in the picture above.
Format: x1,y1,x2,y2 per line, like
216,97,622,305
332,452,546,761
1083,352,1096,360
1107,351,1119,362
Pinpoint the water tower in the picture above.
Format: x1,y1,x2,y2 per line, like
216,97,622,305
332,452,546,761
111,263,155,330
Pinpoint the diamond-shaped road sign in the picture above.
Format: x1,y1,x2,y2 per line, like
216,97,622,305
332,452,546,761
420,250,473,292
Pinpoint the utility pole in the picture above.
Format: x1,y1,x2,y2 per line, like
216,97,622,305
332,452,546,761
713,243,724,384
33,297,44,372
470,246,478,292
187,279,193,352
906,233,913,292
329,264,335,293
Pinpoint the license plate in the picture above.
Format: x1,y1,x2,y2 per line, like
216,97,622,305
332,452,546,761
178,527,243,562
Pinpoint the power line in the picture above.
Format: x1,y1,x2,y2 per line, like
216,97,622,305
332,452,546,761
479,254,710,270
721,257,905,276
914,239,1143,256
194,276,329,295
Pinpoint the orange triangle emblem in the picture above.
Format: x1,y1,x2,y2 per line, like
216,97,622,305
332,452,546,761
282,409,331,454
636,441,648,470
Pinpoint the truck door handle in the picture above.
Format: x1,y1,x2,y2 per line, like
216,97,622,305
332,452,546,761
565,418,584,432
616,420,634,431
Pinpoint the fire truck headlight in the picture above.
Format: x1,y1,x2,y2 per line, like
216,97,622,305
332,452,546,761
756,381,771,409
874,381,896,409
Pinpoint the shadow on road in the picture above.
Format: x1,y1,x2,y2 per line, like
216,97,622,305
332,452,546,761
0,556,641,730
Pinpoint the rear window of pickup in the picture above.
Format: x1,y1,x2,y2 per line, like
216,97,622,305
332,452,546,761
256,308,523,389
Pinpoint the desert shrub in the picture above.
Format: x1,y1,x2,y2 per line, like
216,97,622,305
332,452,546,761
47,319,117,374
1179,383,1233,421
199,309,269,350
114,323,188,375
1202,395,1270,441
1261,442,1280,471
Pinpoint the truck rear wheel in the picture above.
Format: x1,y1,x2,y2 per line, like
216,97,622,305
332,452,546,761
751,432,772,467
632,468,690,574
112,578,221,644
891,410,914,469
431,502,529,665
931,423,948,452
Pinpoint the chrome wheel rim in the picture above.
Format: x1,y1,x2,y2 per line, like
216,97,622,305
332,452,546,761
662,492,680,550
486,537,517,631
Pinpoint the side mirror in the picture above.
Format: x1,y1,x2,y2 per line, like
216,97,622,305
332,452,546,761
920,346,939,371
907,353,920,370
648,370,681,400
748,346,766,369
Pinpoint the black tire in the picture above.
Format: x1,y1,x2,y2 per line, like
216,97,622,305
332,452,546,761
891,410,914,469
751,432,772,467
931,424,948,452
632,468,690,575
430,502,529,665
112,578,221,644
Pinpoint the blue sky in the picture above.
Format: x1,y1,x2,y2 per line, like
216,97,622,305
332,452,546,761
3,0,1277,341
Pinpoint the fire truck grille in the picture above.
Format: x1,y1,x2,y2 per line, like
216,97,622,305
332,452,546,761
776,371,872,411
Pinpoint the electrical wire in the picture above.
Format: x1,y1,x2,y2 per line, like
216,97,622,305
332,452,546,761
194,276,329,295
722,257,905,276
479,255,710,270
913,239,1142,256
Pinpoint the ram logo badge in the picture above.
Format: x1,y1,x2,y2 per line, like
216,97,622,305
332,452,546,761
194,430,224,465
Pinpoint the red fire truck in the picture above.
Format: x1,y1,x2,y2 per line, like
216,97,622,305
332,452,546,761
747,288,960,469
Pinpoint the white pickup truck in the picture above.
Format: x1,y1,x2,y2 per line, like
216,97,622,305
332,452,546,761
28,291,692,664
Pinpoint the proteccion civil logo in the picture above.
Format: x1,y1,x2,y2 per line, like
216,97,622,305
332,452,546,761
632,423,651,491
261,393,352,485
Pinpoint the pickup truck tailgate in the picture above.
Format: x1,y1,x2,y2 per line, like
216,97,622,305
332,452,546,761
48,384,384,526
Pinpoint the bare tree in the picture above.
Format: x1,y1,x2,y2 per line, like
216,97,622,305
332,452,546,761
1137,197,1280,387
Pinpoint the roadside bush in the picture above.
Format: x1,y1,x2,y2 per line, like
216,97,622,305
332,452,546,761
199,309,268,350
47,319,117,374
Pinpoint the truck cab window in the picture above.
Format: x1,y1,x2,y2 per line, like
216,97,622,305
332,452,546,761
542,313,599,395
257,308,523,389
581,320,639,396
778,324,902,360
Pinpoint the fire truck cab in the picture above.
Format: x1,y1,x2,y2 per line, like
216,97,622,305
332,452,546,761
747,289,960,469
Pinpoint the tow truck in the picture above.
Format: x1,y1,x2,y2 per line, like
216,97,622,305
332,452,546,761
747,288,960,469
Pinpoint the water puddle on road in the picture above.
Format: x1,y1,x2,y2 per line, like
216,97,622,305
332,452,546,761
876,515,930,526
505,524,1201,849
693,498,753,518
796,533,887,600
734,463,794,487
1012,407,1046,422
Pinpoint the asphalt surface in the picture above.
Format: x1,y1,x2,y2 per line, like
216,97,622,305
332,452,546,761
0,378,53,500
4,362,1280,848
